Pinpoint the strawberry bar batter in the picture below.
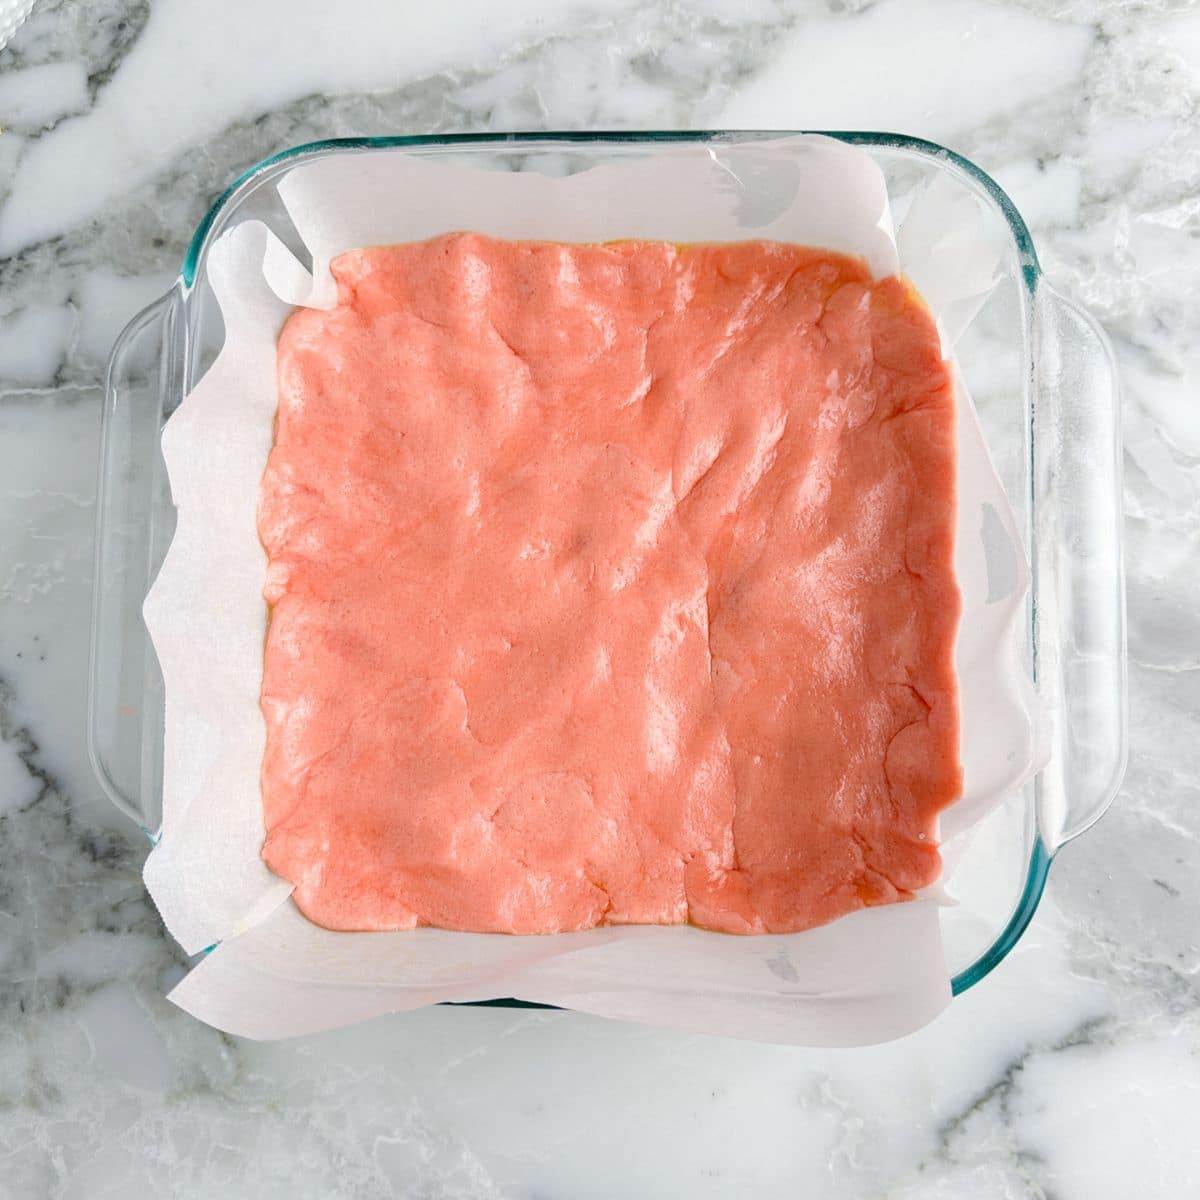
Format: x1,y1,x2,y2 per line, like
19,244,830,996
258,233,961,936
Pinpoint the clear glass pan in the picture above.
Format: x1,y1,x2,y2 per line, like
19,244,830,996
88,132,1126,998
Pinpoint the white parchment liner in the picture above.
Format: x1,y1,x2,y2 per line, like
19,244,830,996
144,137,1039,1044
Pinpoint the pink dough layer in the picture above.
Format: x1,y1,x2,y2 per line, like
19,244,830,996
258,234,961,936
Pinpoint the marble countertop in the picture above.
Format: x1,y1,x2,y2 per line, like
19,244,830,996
1,0,1197,1196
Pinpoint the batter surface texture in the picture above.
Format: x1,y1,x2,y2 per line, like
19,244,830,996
258,233,961,935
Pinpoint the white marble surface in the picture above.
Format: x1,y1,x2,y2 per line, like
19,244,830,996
0,0,1197,1196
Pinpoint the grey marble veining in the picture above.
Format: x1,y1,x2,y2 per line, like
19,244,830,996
1,1,1198,1196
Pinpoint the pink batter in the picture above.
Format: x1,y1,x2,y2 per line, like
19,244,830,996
259,233,961,936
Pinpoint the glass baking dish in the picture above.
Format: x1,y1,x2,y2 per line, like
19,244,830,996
87,131,1126,999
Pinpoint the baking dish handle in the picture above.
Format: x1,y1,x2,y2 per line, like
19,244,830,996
1031,282,1127,851
88,289,184,837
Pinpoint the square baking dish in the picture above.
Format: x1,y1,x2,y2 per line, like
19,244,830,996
88,131,1126,998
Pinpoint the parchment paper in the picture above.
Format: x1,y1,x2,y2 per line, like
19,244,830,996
144,136,1040,1044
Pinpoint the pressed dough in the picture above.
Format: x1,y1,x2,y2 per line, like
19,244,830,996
258,233,961,935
